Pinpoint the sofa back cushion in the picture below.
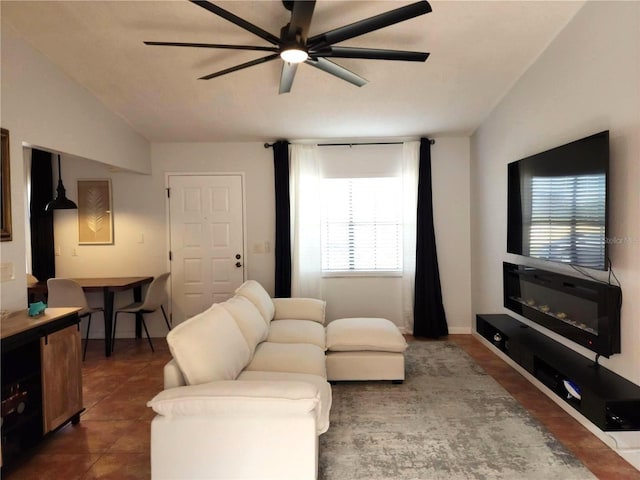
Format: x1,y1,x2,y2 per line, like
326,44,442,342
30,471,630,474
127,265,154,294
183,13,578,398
167,304,251,385
272,298,326,324
234,280,275,324
219,296,269,354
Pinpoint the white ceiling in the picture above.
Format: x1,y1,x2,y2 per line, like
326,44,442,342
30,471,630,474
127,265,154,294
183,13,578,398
2,0,585,143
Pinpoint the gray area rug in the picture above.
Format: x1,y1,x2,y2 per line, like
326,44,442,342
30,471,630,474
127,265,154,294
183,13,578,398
319,341,596,480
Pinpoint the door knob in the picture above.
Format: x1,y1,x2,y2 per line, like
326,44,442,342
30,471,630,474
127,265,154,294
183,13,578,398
235,262,242,268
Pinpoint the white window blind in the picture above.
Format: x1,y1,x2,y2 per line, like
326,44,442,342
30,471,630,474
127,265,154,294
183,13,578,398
321,177,402,272
529,174,606,268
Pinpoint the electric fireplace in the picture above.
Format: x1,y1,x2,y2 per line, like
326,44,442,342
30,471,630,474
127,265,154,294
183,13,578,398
503,262,622,357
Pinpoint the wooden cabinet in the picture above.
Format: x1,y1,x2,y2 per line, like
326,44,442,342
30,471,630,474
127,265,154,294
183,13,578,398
41,325,83,432
1,308,83,466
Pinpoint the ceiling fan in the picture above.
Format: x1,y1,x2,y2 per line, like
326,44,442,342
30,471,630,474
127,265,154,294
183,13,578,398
145,0,432,94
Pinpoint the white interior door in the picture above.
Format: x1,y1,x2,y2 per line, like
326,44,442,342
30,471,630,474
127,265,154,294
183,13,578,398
168,174,245,325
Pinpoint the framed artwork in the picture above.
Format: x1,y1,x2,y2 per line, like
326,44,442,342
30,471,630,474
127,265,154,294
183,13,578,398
78,179,113,244
1,128,11,242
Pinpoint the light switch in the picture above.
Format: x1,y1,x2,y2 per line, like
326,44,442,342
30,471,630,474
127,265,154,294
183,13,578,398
0,262,15,282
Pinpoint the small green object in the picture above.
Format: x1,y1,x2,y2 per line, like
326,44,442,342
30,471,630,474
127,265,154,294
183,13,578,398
28,301,47,317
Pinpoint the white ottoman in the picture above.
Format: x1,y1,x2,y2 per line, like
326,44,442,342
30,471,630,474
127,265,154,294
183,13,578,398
325,317,408,383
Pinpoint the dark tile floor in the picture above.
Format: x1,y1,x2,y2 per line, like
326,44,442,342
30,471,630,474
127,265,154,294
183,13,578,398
3,335,639,479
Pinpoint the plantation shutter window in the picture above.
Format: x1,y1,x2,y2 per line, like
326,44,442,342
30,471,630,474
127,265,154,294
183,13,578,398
321,177,402,273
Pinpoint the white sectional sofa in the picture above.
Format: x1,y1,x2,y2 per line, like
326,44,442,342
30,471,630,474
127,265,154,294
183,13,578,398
148,280,408,480
147,281,331,480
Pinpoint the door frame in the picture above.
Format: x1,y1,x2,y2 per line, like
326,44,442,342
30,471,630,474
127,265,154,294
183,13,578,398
165,172,248,323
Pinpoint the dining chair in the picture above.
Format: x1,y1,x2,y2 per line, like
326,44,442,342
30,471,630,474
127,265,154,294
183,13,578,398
46,278,104,361
111,272,171,353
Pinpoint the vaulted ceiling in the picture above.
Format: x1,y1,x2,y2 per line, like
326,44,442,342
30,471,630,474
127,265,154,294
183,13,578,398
1,1,584,142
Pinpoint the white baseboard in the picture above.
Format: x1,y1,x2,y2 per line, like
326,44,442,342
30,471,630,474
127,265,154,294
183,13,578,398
448,326,472,334
607,431,640,470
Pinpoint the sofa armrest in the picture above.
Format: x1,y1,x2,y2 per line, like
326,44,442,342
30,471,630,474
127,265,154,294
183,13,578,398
148,380,320,418
149,381,323,479
164,359,187,389
273,297,326,324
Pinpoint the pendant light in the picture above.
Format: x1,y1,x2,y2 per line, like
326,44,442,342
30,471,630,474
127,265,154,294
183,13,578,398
45,154,77,211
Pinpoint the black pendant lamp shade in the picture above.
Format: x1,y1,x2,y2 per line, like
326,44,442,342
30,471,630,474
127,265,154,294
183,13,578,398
45,154,77,211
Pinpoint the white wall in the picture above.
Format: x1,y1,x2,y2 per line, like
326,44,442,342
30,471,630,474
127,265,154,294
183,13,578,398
431,138,472,333
471,2,640,383
108,139,471,336
0,23,150,312
151,140,472,333
44,154,165,339
45,142,274,338
52,156,165,279
1,24,150,174
151,142,276,295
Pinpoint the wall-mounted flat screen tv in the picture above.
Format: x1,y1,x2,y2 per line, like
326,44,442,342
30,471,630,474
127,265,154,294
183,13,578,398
507,131,609,271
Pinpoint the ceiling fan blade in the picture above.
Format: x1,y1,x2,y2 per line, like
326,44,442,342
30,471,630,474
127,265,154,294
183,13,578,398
305,57,367,87
190,1,281,45
287,1,316,42
314,46,429,62
308,1,431,48
279,62,299,94
199,53,280,80
144,41,278,52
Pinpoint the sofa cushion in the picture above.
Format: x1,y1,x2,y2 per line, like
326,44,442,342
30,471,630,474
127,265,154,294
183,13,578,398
246,342,327,378
326,317,408,353
219,296,268,354
167,304,251,385
273,298,326,324
238,371,332,434
235,280,275,324
148,380,320,418
267,319,326,350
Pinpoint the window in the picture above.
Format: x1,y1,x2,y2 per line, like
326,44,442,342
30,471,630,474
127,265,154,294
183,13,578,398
321,177,402,273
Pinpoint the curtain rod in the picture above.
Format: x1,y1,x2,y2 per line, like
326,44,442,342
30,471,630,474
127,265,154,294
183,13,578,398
264,139,435,149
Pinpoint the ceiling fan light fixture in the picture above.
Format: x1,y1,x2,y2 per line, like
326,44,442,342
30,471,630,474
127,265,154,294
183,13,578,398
148,0,432,92
280,47,308,64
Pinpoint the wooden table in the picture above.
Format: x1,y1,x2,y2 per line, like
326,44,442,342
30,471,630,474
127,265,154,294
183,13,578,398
28,276,153,357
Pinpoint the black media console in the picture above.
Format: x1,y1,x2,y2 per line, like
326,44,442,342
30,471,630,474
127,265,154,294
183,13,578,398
476,314,640,432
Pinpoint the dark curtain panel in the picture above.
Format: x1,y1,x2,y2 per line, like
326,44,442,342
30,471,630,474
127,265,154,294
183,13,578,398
273,140,291,298
413,138,448,338
30,149,56,281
